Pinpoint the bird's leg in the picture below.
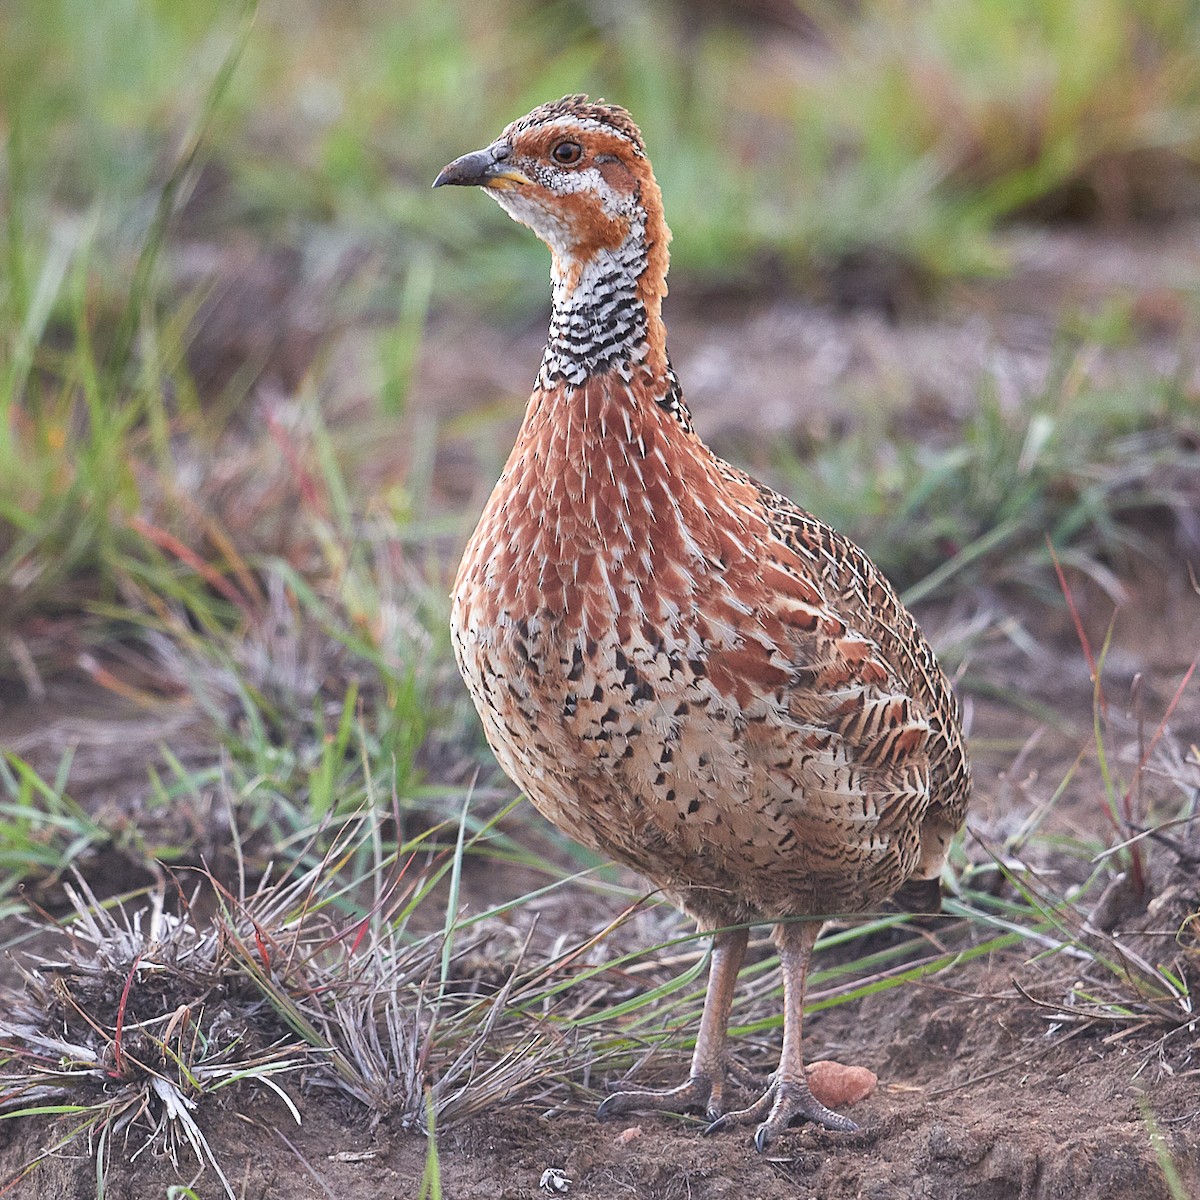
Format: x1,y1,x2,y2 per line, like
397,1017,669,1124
598,925,748,1122
706,919,857,1151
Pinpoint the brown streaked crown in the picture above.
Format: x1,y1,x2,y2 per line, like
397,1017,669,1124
506,94,646,155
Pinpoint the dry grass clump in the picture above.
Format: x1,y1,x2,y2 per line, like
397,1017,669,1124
0,879,305,1196
0,817,598,1195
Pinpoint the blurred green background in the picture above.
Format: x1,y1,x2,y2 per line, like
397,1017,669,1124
6,0,1200,317
2,0,1200,686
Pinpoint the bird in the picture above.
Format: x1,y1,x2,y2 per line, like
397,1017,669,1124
434,95,970,1150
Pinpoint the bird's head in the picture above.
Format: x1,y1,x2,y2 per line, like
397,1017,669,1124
434,95,670,297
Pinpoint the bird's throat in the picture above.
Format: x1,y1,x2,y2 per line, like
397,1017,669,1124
539,213,668,389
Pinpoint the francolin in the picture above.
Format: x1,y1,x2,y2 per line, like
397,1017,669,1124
435,96,970,1150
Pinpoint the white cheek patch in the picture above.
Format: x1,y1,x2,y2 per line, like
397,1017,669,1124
489,166,635,258
489,190,576,259
550,166,630,217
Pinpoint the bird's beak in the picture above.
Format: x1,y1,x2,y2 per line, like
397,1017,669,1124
432,142,531,190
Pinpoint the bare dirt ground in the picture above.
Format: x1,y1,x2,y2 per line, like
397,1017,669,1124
1,224,1199,1197
2,887,1198,1199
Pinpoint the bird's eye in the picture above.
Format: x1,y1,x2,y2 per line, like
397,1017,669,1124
551,141,584,165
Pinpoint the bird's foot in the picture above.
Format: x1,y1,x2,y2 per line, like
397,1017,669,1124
704,1077,857,1152
598,1072,723,1122
724,1058,767,1093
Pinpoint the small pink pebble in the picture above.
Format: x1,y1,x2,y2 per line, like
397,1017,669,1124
616,1126,643,1145
805,1060,877,1108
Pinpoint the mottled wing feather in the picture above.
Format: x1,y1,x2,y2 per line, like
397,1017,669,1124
717,559,935,906
746,472,971,882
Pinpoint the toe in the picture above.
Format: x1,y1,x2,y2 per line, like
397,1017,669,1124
597,1074,713,1119
596,1092,629,1119
703,1087,773,1136
750,1079,858,1150
712,1078,859,1149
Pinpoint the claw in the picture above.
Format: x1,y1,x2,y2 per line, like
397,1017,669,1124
703,1086,771,1138
707,1078,858,1150
598,929,750,1126
597,1074,713,1120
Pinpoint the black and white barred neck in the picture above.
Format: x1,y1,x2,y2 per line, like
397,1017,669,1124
470,98,692,429
537,210,650,388
534,214,693,431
